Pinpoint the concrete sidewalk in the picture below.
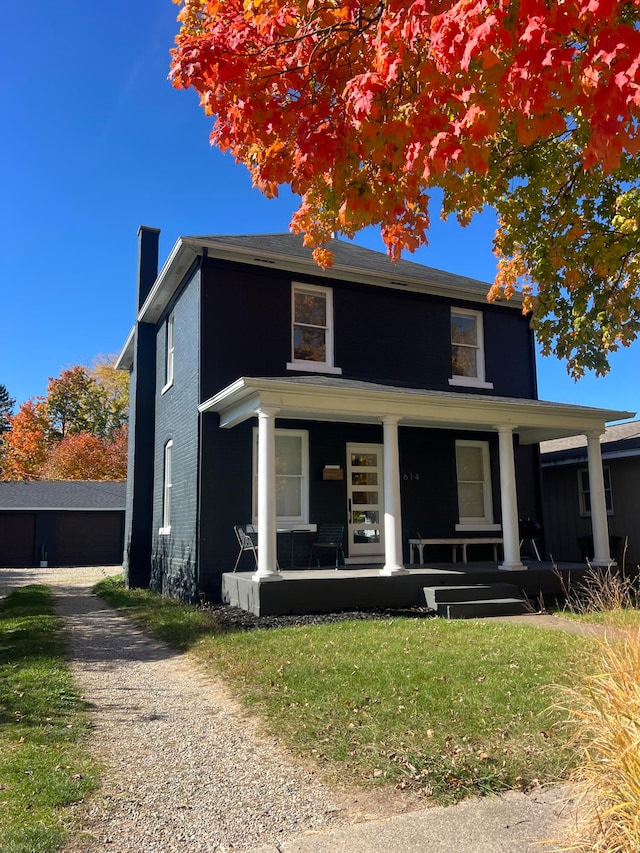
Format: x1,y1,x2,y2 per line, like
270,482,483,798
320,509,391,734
256,785,578,853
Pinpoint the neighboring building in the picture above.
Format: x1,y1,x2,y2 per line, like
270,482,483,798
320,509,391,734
540,421,640,567
0,481,126,567
116,227,634,606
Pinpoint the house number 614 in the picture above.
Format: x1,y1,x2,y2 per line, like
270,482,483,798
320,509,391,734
403,472,420,481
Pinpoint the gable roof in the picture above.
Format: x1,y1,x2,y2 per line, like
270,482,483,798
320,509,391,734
118,231,514,369
0,481,127,511
540,419,640,465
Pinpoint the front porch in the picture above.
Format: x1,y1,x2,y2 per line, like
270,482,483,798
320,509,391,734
222,560,587,616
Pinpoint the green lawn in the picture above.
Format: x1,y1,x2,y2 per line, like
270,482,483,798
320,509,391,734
96,575,590,803
0,586,98,853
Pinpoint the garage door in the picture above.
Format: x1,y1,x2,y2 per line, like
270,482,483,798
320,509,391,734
0,512,36,567
56,512,124,566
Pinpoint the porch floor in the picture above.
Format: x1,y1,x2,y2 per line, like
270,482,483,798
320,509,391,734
221,560,587,616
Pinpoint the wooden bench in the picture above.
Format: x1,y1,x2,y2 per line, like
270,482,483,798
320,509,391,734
409,537,503,565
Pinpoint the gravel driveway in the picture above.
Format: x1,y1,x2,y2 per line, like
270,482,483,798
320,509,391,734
0,566,580,853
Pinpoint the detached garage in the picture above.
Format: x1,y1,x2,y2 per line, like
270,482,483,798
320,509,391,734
0,481,126,567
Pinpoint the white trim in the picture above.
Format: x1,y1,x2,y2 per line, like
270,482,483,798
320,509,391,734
450,307,490,386
290,282,340,372
162,313,175,393
578,465,614,516
252,428,309,524
455,522,502,532
455,439,494,526
161,439,173,533
448,376,494,390
286,361,343,375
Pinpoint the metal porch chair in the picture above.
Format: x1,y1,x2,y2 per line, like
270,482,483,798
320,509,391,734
233,524,259,571
233,525,280,571
309,523,346,569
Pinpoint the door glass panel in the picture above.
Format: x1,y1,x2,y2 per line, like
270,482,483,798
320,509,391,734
352,491,379,505
353,510,379,524
353,528,381,544
352,472,378,485
351,453,377,467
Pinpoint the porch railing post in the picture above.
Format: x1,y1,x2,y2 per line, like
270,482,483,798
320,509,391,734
380,415,408,576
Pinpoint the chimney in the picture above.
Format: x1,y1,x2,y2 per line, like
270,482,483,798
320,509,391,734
137,226,161,312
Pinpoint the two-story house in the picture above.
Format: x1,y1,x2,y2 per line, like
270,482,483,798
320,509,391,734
117,227,633,613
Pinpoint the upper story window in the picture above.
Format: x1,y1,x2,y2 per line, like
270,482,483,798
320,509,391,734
287,283,342,375
162,313,175,394
455,439,500,531
579,467,613,516
159,439,173,534
252,429,309,524
449,308,493,390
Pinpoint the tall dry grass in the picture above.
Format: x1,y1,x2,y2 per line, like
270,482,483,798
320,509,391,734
558,560,640,851
563,631,640,852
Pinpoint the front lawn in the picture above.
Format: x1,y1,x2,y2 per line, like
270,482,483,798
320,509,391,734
0,586,97,853
96,575,589,804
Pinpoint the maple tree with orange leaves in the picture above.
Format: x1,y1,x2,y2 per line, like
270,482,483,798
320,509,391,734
0,357,129,481
170,0,640,377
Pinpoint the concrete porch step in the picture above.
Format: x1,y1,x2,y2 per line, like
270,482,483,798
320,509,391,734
423,584,530,619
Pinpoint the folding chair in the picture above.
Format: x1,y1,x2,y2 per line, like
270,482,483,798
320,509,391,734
233,524,259,571
309,523,346,569
233,525,279,571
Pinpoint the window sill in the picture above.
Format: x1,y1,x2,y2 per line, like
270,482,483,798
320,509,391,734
449,376,494,390
158,526,171,536
455,522,502,532
161,380,174,396
287,362,343,375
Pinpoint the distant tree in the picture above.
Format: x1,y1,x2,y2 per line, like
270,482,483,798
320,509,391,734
42,426,128,481
0,399,50,480
87,355,130,437
0,384,14,436
46,366,100,439
0,357,129,481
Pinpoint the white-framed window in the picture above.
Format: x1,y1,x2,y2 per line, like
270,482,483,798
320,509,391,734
455,440,498,530
449,307,493,389
162,313,174,394
159,440,173,534
252,429,309,524
578,467,613,516
287,282,342,374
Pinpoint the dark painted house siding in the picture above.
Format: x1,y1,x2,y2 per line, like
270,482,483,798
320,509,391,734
542,457,640,566
151,267,201,600
196,416,541,597
200,259,536,400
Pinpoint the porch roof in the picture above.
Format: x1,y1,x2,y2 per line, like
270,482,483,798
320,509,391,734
199,376,635,445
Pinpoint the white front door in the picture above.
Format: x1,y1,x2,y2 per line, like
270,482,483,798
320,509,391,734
346,443,385,558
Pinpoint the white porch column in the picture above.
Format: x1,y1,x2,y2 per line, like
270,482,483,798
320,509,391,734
254,406,282,581
496,425,525,571
586,430,614,565
380,416,408,576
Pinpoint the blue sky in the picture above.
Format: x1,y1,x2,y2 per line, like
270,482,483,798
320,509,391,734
1,2,637,420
